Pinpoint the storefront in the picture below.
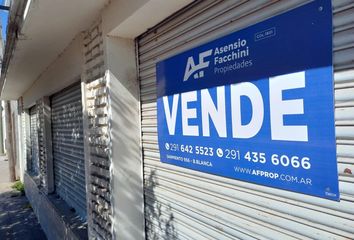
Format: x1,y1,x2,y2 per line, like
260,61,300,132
1,0,353,239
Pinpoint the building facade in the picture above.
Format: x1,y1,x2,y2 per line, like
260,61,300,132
0,0,353,239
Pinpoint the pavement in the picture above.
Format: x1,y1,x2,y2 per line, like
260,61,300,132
0,155,47,240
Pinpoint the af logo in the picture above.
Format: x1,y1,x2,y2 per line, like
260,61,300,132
183,50,213,81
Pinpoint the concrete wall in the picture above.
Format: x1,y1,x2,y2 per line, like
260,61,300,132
102,0,149,36
24,173,68,240
1,101,6,155
102,0,193,38
22,35,83,108
5,100,25,181
100,1,194,239
24,172,85,240
106,36,145,240
9,102,17,178
13,100,26,182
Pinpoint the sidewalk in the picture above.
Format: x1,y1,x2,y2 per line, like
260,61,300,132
0,156,47,240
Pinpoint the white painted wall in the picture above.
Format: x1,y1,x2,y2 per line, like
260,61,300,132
102,0,149,36
16,104,25,182
102,0,193,38
105,36,145,240
10,101,21,180
22,35,84,108
100,1,195,239
1,101,6,155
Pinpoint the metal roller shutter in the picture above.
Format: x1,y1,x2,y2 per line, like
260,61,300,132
29,105,39,175
138,0,354,239
51,82,87,219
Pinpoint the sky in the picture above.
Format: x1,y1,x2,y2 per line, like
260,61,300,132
0,0,8,41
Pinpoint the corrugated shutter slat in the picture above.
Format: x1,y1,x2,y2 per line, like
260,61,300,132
51,82,87,219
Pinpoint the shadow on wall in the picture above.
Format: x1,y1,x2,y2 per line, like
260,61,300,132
110,81,145,239
108,68,177,239
144,170,178,240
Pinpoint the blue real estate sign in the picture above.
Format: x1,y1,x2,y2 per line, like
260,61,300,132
156,0,339,200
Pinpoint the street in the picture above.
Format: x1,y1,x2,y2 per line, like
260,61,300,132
0,155,46,240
